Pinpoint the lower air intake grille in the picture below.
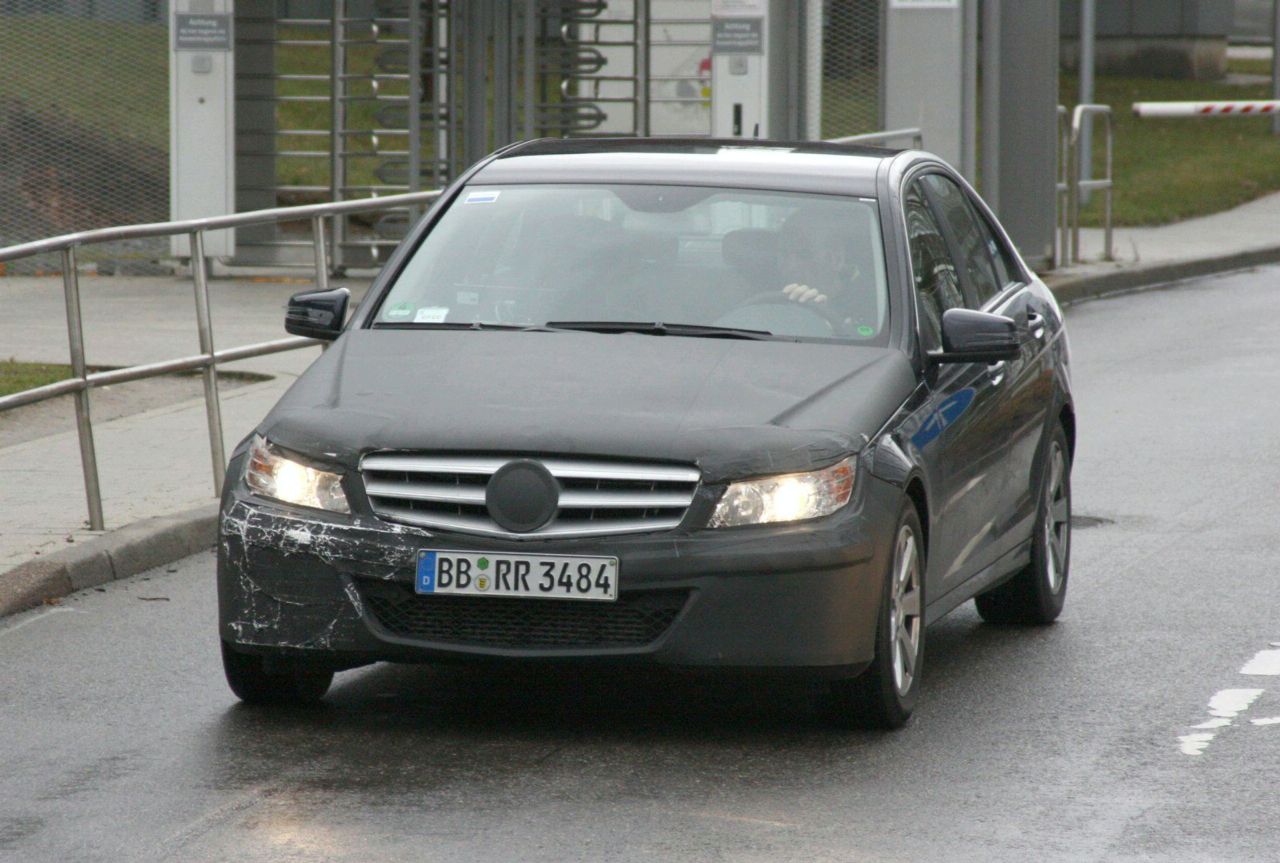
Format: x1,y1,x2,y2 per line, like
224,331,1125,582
358,581,689,649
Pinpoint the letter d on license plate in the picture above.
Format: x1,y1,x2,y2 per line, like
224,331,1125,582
416,550,618,601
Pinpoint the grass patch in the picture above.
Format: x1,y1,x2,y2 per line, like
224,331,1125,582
0,16,168,151
1064,73,1280,226
1227,57,1274,77
0,360,73,397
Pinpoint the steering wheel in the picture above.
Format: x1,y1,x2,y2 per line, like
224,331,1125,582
729,290,849,336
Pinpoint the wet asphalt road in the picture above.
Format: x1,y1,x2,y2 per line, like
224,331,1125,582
4,266,1280,862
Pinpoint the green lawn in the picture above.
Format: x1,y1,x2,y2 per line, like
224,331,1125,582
1064,73,1280,226
0,360,72,397
0,16,169,151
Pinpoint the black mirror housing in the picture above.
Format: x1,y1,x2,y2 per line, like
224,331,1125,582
285,288,350,341
931,308,1020,364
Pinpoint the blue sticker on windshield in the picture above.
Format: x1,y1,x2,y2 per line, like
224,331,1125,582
465,190,500,204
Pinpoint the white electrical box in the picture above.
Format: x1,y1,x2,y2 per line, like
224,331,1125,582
710,0,769,138
169,0,235,259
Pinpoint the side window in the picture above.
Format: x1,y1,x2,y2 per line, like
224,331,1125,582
904,181,964,349
921,174,1002,308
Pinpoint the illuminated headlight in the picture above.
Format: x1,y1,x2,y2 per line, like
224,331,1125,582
709,456,856,528
245,435,350,514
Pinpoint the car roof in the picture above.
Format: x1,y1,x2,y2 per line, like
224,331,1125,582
470,137,894,198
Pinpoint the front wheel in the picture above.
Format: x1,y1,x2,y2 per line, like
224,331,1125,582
826,501,925,730
221,641,334,706
975,424,1072,625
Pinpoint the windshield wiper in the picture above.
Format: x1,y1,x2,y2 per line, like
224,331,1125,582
373,321,553,332
544,321,775,340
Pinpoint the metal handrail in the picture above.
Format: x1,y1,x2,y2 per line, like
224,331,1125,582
0,189,442,531
1067,104,1114,265
1055,105,1071,268
826,127,924,149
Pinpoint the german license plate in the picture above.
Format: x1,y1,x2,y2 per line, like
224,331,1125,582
415,550,618,601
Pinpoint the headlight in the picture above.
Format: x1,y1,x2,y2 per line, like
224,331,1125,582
245,435,350,514
709,456,856,528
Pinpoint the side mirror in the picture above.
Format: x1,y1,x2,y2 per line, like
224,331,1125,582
285,288,350,341
930,308,1020,364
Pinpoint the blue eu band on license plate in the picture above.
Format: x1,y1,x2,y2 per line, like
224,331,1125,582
416,550,618,601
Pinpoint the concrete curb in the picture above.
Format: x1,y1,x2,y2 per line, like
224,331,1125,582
0,503,218,618
1044,245,1280,305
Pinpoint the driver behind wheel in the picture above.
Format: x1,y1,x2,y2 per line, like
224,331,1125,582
778,204,878,333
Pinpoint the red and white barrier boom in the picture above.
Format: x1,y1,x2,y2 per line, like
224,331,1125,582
1133,100,1280,118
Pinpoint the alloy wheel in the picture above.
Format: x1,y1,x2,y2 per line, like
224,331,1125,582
889,524,923,696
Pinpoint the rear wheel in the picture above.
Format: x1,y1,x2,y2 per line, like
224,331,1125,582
975,424,1071,625
221,641,334,706
827,501,925,730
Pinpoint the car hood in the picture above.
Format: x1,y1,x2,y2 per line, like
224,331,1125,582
260,330,917,482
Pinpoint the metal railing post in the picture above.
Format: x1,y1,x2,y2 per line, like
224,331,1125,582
636,0,650,136
190,232,227,495
1069,104,1114,264
62,246,105,531
1055,105,1070,268
311,216,330,291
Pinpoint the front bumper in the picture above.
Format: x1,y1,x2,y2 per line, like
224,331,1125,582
217,469,902,675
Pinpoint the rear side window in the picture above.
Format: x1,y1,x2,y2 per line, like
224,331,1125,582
904,181,964,349
922,174,1002,308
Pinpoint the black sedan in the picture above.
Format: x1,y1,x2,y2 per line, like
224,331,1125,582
218,138,1074,729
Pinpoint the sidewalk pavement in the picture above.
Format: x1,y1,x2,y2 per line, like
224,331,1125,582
3,189,1280,613
0,273,368,597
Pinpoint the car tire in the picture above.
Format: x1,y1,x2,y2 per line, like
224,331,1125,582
221,641,334,706
826,501,925,730
974,423,1072,625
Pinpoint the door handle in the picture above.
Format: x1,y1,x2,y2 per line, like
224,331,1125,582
1027,311,1046,340
987,360,1006,386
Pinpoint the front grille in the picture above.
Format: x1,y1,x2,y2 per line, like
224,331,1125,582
358,580,689,649
360,453,701,539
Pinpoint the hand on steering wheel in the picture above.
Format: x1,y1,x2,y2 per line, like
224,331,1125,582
782,283,829,306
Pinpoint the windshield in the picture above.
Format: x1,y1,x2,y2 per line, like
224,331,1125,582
375,184,889,342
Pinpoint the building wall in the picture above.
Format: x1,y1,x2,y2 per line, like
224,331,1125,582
1060,0,1234,79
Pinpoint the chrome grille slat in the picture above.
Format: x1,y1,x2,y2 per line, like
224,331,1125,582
361,452,701,539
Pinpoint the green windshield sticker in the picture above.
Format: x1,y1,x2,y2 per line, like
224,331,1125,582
857,325,875,337
386,301,414,318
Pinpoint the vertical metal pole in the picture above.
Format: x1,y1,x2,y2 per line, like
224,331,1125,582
1079,0,1095,201
803,0,824,140
980,0,1001,215
311,216,330,291
636,0,650,136
961,0,978,177
190,232,227,496
493,0,514,145
330,1,347,271
1069,113,1081,264
409,0,424,215
1272,0,1280,135
1103,111,1114,261
523,0,536,140
62,246,104,532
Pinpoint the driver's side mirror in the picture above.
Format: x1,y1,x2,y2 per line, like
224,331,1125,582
929,308,1020,364
285,288,350,341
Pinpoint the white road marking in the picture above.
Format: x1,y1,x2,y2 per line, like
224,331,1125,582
1207,688,1264,718
1178,688,1265,756
1240,649,1280,676
1178,733,1215,756
1250,717,1280,726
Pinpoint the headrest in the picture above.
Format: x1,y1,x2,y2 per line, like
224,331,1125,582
722,228,780,274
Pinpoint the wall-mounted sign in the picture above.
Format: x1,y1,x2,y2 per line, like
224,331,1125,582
712,18,764,54
174,14,232,51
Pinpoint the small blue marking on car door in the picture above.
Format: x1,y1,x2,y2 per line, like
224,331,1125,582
911,387,976,449
416,551,437,593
